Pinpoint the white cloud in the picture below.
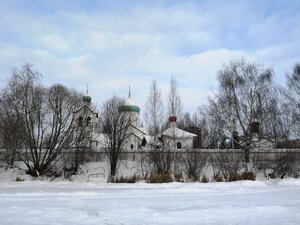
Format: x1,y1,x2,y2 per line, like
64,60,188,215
41,34,71,51
0,0,300,117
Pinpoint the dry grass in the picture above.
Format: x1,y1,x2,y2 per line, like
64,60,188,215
148,171,173,183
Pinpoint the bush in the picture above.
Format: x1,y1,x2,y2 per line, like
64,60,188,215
242,171,256,181
228,171,243,182
175,172,184,182
201,175,209,183
191,173,200,182
16,176,24,182
112,175,140,183
148,171,172,183
214,174,223,182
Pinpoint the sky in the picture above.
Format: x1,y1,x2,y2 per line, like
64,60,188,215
0,0,299,115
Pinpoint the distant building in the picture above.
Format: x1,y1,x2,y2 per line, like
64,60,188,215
160,115,197,150
183,126,202,148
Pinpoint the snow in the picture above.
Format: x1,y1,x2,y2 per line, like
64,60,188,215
161,127,197,139
1,180,300,225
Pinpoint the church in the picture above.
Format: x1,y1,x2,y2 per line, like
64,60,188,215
73,89,197,151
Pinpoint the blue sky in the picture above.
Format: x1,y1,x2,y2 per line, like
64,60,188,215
0,0,300,114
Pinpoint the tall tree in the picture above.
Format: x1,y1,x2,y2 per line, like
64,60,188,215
206,58,277,170
0,84,26,168
144,80,165,173
144,80,164,141
99,96,132,179
284,63,300,139
167,77,182,179
167,77,182,118
0,64,81,176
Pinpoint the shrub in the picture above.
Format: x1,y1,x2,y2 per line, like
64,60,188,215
292,172,299,179
175,172,184,182
214,174,223,182
113,175,139,183
191,173,200,182
228,171,243,182
16,176,24,182
201,175,209,183
148,171,172,183
242,171,256,181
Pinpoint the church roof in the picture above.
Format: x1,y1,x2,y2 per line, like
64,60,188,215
161,127,197,139
73,105,97,115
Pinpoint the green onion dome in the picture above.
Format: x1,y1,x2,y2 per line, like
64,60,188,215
82,95,92,103
118,96,140,113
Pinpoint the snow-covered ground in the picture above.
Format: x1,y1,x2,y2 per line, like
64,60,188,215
1,179,300,225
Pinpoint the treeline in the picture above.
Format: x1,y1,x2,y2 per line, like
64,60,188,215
0,58,299,179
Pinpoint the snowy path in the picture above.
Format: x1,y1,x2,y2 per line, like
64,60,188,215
0,180,300,225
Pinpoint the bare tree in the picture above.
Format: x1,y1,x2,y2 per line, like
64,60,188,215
144,80,164,139
253,152,297,179
182,150,207,180
0,86,26,168
199,102,223,148
0,64,80,176
210,151,241,181
283,63,300,139
168,77,182,118
99,96,132,179
263,94,290,144
42,84,81,173
0,64,40,170
205,58,277,171
144,80,166,173
177,112,193,128
167,77,182,179
22,83,80,176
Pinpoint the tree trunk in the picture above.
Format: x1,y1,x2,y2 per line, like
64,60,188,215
244,148,251,172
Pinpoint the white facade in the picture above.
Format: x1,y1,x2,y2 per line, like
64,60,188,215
160,119,196,150
73,96,99,149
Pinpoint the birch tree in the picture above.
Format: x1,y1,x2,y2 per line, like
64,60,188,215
167,77,182,179
144,80,165,173
206,58,277,170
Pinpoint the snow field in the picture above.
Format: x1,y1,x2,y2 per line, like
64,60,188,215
0,179,300,225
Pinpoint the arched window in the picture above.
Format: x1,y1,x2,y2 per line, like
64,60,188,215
177,142,182,149
130,144,134,150
87,117,91,126
141,137,147,147
78,117,83,127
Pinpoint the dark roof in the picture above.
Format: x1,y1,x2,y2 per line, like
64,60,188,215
73,105,97,115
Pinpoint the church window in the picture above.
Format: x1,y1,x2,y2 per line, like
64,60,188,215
130,144,134,149
177,142,182,149
87,117,91,126
141,137,147,147
78,117,83,127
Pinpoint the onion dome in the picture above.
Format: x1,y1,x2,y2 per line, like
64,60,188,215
82,95,92,104
118,88,140,113
169,116,177,123
82,85,92,104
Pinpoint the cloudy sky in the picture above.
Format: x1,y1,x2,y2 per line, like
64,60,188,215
0,0,299,114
